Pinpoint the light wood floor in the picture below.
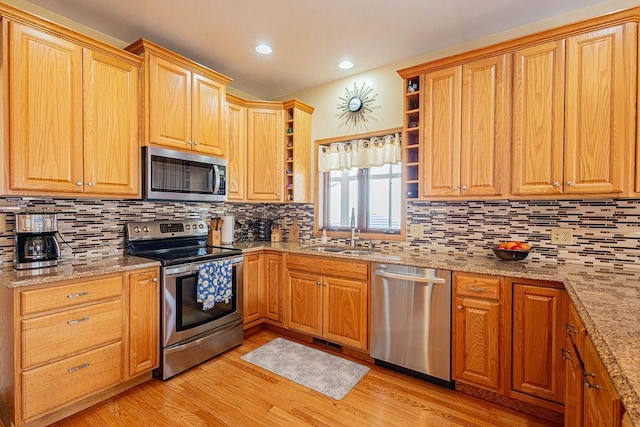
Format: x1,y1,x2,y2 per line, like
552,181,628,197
53,330,559,426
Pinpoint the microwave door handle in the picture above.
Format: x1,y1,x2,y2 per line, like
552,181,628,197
213,165,220,194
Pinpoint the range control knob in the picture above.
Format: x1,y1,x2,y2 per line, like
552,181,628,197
142,226,149,232
133,226,140,233
185,225,191,230
200,224,205,229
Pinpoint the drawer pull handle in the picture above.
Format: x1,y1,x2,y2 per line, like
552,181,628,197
583,372,600,390
561,348,573,361
67,362,90,374
67,291,89,299
67,317,89,325
467,286,486,293
565,322,577,334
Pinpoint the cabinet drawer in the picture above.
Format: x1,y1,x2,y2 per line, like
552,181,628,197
22,341,123,421
455,273,500,300
22,299,123,369
21,274,123,316
583,336,623,426
286,254,368,281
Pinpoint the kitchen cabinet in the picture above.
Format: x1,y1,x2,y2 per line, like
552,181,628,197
511,282,568,404
226,94,248,200
453,273,503,392
243,253,263,325
246,104,285,201
512,24,637,197
420,54,510,198
126,39,231,157
242,251,284,327
5,18,141,198
127,267,160,378
563,301,624,427
285,254,369,351
283,100,314,203
0,267,159,426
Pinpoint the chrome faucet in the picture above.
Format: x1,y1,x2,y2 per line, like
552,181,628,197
349,208,360,247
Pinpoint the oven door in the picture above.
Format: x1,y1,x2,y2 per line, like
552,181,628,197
162,256,243,347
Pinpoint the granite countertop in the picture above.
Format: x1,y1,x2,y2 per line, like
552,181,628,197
0,254,160,288
239,241,640,425
1,244,637,424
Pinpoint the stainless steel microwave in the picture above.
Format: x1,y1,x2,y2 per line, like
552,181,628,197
143,146,227,202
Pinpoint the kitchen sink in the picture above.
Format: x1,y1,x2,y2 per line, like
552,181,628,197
341,249,375,255
305,246,347,253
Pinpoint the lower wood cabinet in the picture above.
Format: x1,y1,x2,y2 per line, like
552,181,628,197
284,254,369,351
242,251,283,327
563,301,624,427
0,266,159,427
453,273,568,412
453,272,503,392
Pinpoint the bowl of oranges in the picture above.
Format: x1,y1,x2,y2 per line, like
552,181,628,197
492,241,531,261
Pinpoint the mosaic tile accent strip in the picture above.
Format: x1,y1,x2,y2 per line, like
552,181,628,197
1,197,638,268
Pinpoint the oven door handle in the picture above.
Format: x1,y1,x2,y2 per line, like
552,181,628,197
164,256,243,276
165,334,210,354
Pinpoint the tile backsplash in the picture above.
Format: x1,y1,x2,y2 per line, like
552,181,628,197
1,197,638,269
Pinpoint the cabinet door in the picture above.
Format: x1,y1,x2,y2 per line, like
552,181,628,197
565,24,637,195
226,100,247,200
192,73,226,156
243,254,262,324
9,22,83,193
285,270,322,336
453,296,500,391
583,336,623,427
512,284,568,403
291,106,313,203
128,268,159,378
323,276,368,350
263,253,283,322
564,337,583,427
247,108,284,201
461,54,510,197
512,41,565,196
421,66,462,198
148,54,192,149
83,49,140,197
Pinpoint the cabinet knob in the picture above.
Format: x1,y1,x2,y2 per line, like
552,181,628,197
553,181,561,187
194,141,199,145
461,185,468,190
187,140,192,145
457,305,463,311
452,186,458,190
152,277,158,282
316,281,321,286
76,181,83,186
567,181,575,186
88,181,94,187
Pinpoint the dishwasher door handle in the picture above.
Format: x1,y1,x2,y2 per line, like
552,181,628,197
374,269,446,284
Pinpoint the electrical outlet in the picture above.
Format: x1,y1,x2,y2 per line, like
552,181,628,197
551,228,573,245
410,223,423,237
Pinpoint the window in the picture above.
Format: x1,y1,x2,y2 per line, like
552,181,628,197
322,163,402,234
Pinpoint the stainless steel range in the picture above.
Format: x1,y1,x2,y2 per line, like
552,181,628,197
126,219,243,380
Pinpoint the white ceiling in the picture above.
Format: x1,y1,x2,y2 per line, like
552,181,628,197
27,0,608,99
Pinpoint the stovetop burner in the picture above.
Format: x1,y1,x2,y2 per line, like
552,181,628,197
125,219,242,266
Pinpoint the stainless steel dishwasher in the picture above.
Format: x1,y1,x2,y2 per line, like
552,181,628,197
370,262,453,387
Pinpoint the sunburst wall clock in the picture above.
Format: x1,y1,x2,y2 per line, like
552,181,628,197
337,82,378,129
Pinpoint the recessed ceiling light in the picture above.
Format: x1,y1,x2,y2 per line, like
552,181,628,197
255,44,272,55
339,60,354,70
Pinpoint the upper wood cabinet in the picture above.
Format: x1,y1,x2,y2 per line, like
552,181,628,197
226,94,248,201
4,19,141,198
511,40,566,196
126,39,231,157
421,54,510,199
283,100,314,203
564,24,636,196
246,105,284,201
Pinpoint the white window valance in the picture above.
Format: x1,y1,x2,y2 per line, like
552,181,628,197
318,133,401,172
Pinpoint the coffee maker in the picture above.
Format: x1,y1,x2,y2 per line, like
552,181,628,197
14,213,61,270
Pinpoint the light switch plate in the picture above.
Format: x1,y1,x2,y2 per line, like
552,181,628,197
551,228,573,245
